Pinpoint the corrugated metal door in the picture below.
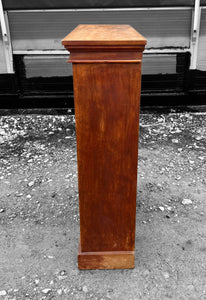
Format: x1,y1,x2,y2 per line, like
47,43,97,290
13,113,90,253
8,9,192,50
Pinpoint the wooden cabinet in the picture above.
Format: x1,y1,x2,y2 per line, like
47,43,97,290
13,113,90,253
62,25,146,269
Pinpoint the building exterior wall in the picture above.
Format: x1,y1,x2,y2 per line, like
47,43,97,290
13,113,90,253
8,9,191,51
2,0,198,9
0,1,206,107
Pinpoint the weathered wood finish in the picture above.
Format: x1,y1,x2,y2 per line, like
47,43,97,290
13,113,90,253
63,24,147,46
62,25,146,269
78,243,135,270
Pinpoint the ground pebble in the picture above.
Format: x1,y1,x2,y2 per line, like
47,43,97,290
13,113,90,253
57,270,67,280
83,286,88,293
182,199,193,205
172,139,178,143
34,279,40,285
143,269,150,276
57,289,63,295
187,284,195,290
59,270,66,276
42,288,51,294
162,272,170,279
0,290,7,296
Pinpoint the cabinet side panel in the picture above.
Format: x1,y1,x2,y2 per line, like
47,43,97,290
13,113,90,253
73,62,141,252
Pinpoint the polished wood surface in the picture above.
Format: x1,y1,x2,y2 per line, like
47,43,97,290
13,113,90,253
73,62,141,253
62,24,147,46
62,25,146,269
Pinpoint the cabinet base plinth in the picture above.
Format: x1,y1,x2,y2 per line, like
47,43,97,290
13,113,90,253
78,244,135,270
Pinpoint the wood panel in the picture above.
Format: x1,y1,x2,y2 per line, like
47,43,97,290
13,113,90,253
73,62,141,253
78,243,135,270
8,9,191,50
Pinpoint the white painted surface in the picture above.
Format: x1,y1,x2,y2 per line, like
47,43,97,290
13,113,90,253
197,8,206,70
0,28,7,73
190,0,201,69
0,1,13,73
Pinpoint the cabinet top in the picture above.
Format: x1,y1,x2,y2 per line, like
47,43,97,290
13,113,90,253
62,25,147,46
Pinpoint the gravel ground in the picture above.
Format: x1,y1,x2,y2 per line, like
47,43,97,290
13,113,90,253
0,112,206,300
